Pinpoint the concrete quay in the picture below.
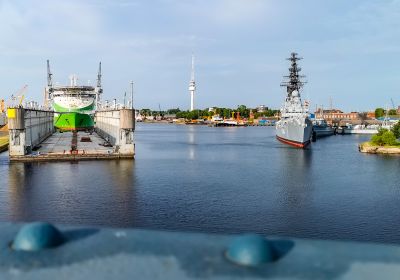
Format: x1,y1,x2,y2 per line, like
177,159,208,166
7,107,135,162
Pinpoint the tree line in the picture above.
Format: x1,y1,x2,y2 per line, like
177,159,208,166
375,108,398,118
139,105,279,120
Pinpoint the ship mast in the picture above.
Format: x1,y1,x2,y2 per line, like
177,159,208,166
95,62,103,109
280,52,306,95
46,60,54,103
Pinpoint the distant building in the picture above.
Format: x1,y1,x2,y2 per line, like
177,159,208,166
256,105,268,113
135,110,143,122
367,111,376,119
163,114,177,121
397,106,400,115
208,107,217,113
315,108,359,124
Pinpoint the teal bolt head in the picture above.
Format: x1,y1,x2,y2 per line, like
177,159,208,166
12,222,64,251
225,234,275,267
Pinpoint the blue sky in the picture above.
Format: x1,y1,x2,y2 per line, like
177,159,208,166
0,0,399,111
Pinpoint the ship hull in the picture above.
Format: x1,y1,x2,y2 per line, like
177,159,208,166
52,96,95,131
276,135,310,148
313,127,335,137
276,117,313,148
54,112,94,131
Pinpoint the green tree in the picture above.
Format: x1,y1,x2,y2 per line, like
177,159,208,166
391,121,400,139
167,108,181,114
140,109,151,116
176,111,188,119
371,128,397,146
237,105,249,118
381,130,397,145
375,108,385,118
389,109,397,116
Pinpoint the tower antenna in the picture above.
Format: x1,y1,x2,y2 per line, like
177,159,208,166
188,54,196,111
191,54,195,81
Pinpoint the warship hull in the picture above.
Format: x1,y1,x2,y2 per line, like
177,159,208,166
276,118,313,148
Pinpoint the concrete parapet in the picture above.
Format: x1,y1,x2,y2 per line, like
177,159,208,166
1,222,400,279
94,109,135,155
8,107,54,156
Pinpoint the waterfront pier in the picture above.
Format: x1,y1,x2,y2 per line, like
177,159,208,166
7,107,135,161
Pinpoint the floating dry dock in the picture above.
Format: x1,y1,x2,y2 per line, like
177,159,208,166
7,107,135,161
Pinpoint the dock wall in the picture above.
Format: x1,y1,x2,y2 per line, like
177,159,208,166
8,107,54,156
94,109,135,155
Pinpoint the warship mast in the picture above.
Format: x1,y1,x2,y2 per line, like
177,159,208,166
280,52,306,95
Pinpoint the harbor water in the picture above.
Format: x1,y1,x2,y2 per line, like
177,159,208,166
0,124,400,244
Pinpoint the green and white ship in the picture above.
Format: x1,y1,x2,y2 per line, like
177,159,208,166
46,61,102,131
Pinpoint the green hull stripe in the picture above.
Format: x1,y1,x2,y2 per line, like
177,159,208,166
54,113,94,130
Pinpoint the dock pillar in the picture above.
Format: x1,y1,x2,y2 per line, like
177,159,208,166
8,108,26,156
118,109,135,154
94,108,135,157
8,107,55,157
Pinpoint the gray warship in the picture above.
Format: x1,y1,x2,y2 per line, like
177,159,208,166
276,52,313,148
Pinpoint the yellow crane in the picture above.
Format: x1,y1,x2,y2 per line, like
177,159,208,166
12,85,28,107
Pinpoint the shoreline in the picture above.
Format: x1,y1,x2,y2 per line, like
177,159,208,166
359,142,400,154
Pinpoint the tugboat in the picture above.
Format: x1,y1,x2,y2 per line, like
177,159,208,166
276,52,313,148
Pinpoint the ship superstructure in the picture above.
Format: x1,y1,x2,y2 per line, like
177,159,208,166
276,53,313,148
46,61,102,131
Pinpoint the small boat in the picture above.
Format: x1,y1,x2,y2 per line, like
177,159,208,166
343,124,379,134
312,119,335,138
185,119,205,125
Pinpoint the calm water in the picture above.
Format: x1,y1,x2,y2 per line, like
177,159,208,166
1,124,400,244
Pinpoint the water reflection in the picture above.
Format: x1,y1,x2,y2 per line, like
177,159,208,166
187,126,196,160
7,160,138,227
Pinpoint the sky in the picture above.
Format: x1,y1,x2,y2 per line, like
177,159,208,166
0,0,399,112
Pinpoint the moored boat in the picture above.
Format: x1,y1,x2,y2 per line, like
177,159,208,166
312,119,335,137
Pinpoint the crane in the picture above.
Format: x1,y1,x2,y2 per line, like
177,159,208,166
391,98,395,109
12,85,28,107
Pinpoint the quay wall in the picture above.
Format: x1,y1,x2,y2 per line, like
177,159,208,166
95,109,135,155
8,108,54,156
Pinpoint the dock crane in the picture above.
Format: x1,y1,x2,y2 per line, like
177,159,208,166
391,98,396,109
11,85,28,107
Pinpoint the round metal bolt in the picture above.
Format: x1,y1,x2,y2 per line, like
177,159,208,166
12,222,64,251
225,234,274,267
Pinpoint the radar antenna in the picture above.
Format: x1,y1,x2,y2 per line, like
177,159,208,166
47,60,53,88
280,52,306,94
97,62,102,88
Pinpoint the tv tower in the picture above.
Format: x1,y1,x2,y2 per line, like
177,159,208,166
188,54,196,111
